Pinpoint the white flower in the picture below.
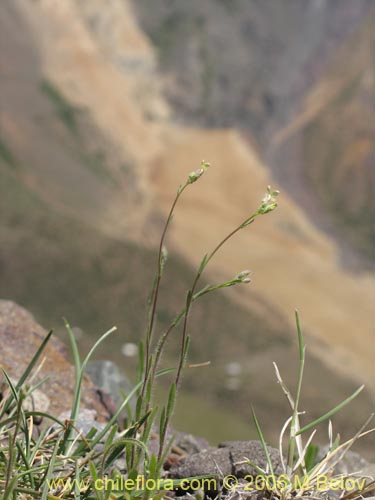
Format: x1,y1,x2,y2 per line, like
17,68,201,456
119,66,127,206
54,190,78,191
259,185,280,214
235,269,252,283
187,160,210,184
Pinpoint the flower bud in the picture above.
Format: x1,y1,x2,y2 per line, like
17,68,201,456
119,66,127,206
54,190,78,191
259,185,280,214
235,270,252,283
187,160,210,184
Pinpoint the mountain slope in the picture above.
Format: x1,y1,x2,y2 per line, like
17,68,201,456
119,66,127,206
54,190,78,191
150,127,375,387
132,0,374,265
0,0,373,456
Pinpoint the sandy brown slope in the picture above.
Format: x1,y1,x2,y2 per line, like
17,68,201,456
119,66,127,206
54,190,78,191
2,0,168,242
149,127,375,388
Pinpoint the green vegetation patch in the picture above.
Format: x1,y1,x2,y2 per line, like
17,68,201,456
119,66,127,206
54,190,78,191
40,79,80,134
0,140,18,169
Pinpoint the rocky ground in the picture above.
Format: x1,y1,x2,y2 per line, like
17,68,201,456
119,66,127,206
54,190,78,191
0,301,374,499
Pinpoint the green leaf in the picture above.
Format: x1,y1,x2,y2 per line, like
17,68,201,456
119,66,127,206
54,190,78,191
148,453,158,480
159,407,166,443
72,426,99,457
16,330,53,390
40,439,60,500
74,460,81,500
60,326,117,454
64,318,81,378
198,254,208,274
100,438,149,479
89,461,102,500
166,383,176,419
304,443,319,472
137,340,145,383
183,335,191,363
141,406,158,445
71,325,117,422
251,406,274,477
296,385,364,435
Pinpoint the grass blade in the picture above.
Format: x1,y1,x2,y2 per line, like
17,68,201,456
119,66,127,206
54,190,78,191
296,385,364,435
288,310,306,469
251,406,274,477
64,318,81,378
16,330,53,390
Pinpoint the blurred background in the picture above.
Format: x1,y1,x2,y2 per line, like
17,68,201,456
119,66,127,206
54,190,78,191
1,0,374,457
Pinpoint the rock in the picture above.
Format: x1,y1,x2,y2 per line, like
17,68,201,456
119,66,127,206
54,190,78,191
226,483,268,500
146,428,210,467
329,450,370,475
328,451,375,498
169,445,232,481
174,431,210,456
0,375,51,423
57,409,107,437
219,440,283,477
23,388,50,424
169,440,282,495
317,445,374,474
149,429,209,457
0,300,111,421
86,360,135,411
363,464,375,480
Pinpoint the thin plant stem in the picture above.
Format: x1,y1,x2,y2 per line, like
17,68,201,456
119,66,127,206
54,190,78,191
175,215,256,387
140,183,188,405
157,214,257,460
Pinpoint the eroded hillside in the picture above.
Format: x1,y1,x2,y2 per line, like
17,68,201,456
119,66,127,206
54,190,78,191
0,0,374,455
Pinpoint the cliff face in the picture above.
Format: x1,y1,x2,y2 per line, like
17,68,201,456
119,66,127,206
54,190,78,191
0,0,374,454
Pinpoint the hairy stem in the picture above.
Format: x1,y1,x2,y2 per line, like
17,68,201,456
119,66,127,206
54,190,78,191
139,183,188,408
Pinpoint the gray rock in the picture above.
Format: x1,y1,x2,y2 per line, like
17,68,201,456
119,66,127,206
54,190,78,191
0,376,50,423
363,464,375,479
86,360,135,411
57,408,107,439
169,440,282,495
174,431,210,455
219,440,283,477
146,428,209,459
306,446,375,499
23,388,50,424
169,446,232,478
226,482,268,500
317,446,371,474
